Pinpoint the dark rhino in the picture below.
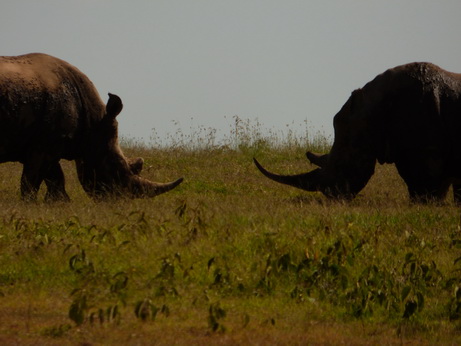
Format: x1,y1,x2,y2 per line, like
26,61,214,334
254,62,461,203
0,53,183,201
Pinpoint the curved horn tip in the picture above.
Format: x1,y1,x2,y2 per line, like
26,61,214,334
174,177,184,186
166,177,185,191
253,157,279,179
253,157,324,192
145,177,184,198
162,177,184,191
253,157,262,168
253,158,265,173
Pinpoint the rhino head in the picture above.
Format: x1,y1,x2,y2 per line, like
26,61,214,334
254,89,376,200
76,94,183,199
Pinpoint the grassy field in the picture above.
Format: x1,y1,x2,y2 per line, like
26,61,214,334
1,126,461,345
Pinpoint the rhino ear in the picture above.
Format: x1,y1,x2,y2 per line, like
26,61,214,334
106,93,123,118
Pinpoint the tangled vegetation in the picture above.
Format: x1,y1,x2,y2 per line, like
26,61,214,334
1,119,461,344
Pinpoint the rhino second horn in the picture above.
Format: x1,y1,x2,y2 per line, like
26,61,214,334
253,158,325,192
306,151,328,167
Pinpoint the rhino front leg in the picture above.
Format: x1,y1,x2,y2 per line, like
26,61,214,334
453,184,461,206
44,162,70,202
20,163,43,201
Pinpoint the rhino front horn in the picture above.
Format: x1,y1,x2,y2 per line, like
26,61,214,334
253,158,325,192
135,177,184,197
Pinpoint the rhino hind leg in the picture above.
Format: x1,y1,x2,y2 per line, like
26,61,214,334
407,181,450,204
395,160,451,203
21,157,70,202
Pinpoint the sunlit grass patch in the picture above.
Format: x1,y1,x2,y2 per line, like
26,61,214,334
0,120,460,344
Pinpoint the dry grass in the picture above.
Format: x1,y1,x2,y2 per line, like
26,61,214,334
0,135,460,345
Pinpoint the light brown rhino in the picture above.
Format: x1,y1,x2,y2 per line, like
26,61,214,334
255,62,461,203
0,53,183,201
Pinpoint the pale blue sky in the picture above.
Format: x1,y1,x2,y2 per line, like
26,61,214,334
2,1,461,144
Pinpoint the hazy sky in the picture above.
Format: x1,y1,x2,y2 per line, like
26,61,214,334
2,1,461,144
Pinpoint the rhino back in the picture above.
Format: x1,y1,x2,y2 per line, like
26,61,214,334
363,63,461,170
0,53,105,162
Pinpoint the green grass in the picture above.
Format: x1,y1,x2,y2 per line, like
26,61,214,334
0,124,461,344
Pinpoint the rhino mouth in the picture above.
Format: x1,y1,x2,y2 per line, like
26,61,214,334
77,154,184,200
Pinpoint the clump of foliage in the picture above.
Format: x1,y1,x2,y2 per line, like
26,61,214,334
0,118,460,344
